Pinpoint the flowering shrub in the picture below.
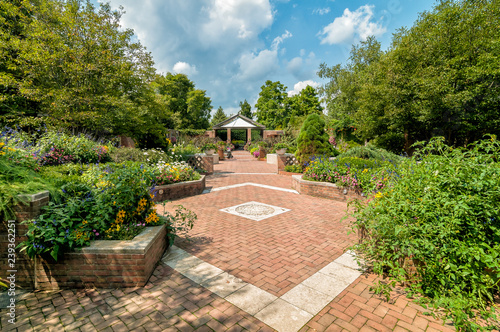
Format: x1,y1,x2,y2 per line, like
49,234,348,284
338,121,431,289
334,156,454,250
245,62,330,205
303,157,395,193
155,161,200,185
38,147,74,166
253,150,259,158
34,131,113,164
350,137,500,330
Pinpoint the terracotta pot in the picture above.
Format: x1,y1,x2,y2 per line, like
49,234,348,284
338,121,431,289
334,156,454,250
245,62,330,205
217,148,225,160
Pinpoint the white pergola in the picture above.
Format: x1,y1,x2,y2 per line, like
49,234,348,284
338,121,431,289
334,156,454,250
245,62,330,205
212,114,266,142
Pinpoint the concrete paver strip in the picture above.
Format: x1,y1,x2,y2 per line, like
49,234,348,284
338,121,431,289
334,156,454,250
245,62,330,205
254,299,313,332
280,284,333,315
225,284,278,316
199,272,247,298
162,246,364,331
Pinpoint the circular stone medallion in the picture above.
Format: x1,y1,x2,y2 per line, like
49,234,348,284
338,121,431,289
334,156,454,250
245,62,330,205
235,204,275,216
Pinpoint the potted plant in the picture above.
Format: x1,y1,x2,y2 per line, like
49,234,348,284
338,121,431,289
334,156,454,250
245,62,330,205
217,141,226,159
202,143,217,155
273,143,288,155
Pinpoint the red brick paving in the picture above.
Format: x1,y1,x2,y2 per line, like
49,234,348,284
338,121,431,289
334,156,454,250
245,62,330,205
162,185,354,297
0,150,467,331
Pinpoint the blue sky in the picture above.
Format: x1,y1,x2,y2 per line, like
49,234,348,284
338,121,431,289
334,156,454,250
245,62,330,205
96,0,437,116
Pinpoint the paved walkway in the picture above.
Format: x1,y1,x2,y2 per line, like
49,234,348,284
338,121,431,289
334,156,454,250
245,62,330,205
1,151,456,331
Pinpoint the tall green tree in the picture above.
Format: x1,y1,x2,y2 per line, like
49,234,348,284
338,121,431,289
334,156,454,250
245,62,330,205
288,85,323,118
153,73,212,129
0,0,158,135
211,106,227,126
239,99,252,119
255,80,288,129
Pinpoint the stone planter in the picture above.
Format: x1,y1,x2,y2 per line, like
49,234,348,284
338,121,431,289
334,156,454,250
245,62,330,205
204,149,215,155
276,148,287,155
291,175,364,202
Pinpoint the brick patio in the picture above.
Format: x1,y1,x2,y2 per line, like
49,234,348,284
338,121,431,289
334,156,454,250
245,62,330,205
0,150,457,331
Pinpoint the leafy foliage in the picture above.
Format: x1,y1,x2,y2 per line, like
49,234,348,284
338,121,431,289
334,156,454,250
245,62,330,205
295,114,332,165
350,137,500,330
153,73,212,130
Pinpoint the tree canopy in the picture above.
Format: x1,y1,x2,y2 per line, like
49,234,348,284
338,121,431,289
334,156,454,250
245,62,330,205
255,80,323,129
153,73,211,130
319,0,500,151
1,0,158,135
0,0,212,145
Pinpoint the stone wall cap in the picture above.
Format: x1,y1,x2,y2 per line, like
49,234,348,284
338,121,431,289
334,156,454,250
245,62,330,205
79,225,165,254
17,191,50,202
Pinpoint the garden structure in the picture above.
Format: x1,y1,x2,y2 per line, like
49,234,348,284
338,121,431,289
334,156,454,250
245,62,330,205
208,114,283,143
0,149,461,332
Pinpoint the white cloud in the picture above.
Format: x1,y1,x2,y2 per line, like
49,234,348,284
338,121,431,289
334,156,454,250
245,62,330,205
235,30,291,82
319,5,387,45
313,7,331,15
286,51,316,81
202,0,273,42
271,30,292,50
172,62,198,76
236,49,279,82
288,80,320,97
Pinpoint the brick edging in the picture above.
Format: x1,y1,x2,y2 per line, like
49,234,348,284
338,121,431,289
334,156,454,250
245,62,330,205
291,174,363,202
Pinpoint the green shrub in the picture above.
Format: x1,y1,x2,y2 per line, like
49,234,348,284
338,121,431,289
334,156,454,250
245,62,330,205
284,164,302,173
338,144,403,163
231,140,245,149
296,114,332,165
0,156,58,220
349,137,500,330
336,139,361,153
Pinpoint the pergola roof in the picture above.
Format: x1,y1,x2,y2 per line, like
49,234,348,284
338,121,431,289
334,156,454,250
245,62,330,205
212,114,266,130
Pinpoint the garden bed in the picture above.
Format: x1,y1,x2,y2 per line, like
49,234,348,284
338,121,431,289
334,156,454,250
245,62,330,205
1,191,168,289
153,175,205,202
34,225,168,290
292,175,363,202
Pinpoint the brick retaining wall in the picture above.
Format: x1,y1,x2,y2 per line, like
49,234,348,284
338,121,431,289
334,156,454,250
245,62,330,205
34,226,167,290
0,191,50,288
292,175,363,202
152,175,205,202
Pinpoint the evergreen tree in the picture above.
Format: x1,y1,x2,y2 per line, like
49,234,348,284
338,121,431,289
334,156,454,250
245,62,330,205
296,113,331,165
239,100,252,119
211,106,227,127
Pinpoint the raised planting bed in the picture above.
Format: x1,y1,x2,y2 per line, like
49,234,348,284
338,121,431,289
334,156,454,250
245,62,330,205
34,225,168,290
292,175,364,202
278,170,303,176
152,175,205,202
